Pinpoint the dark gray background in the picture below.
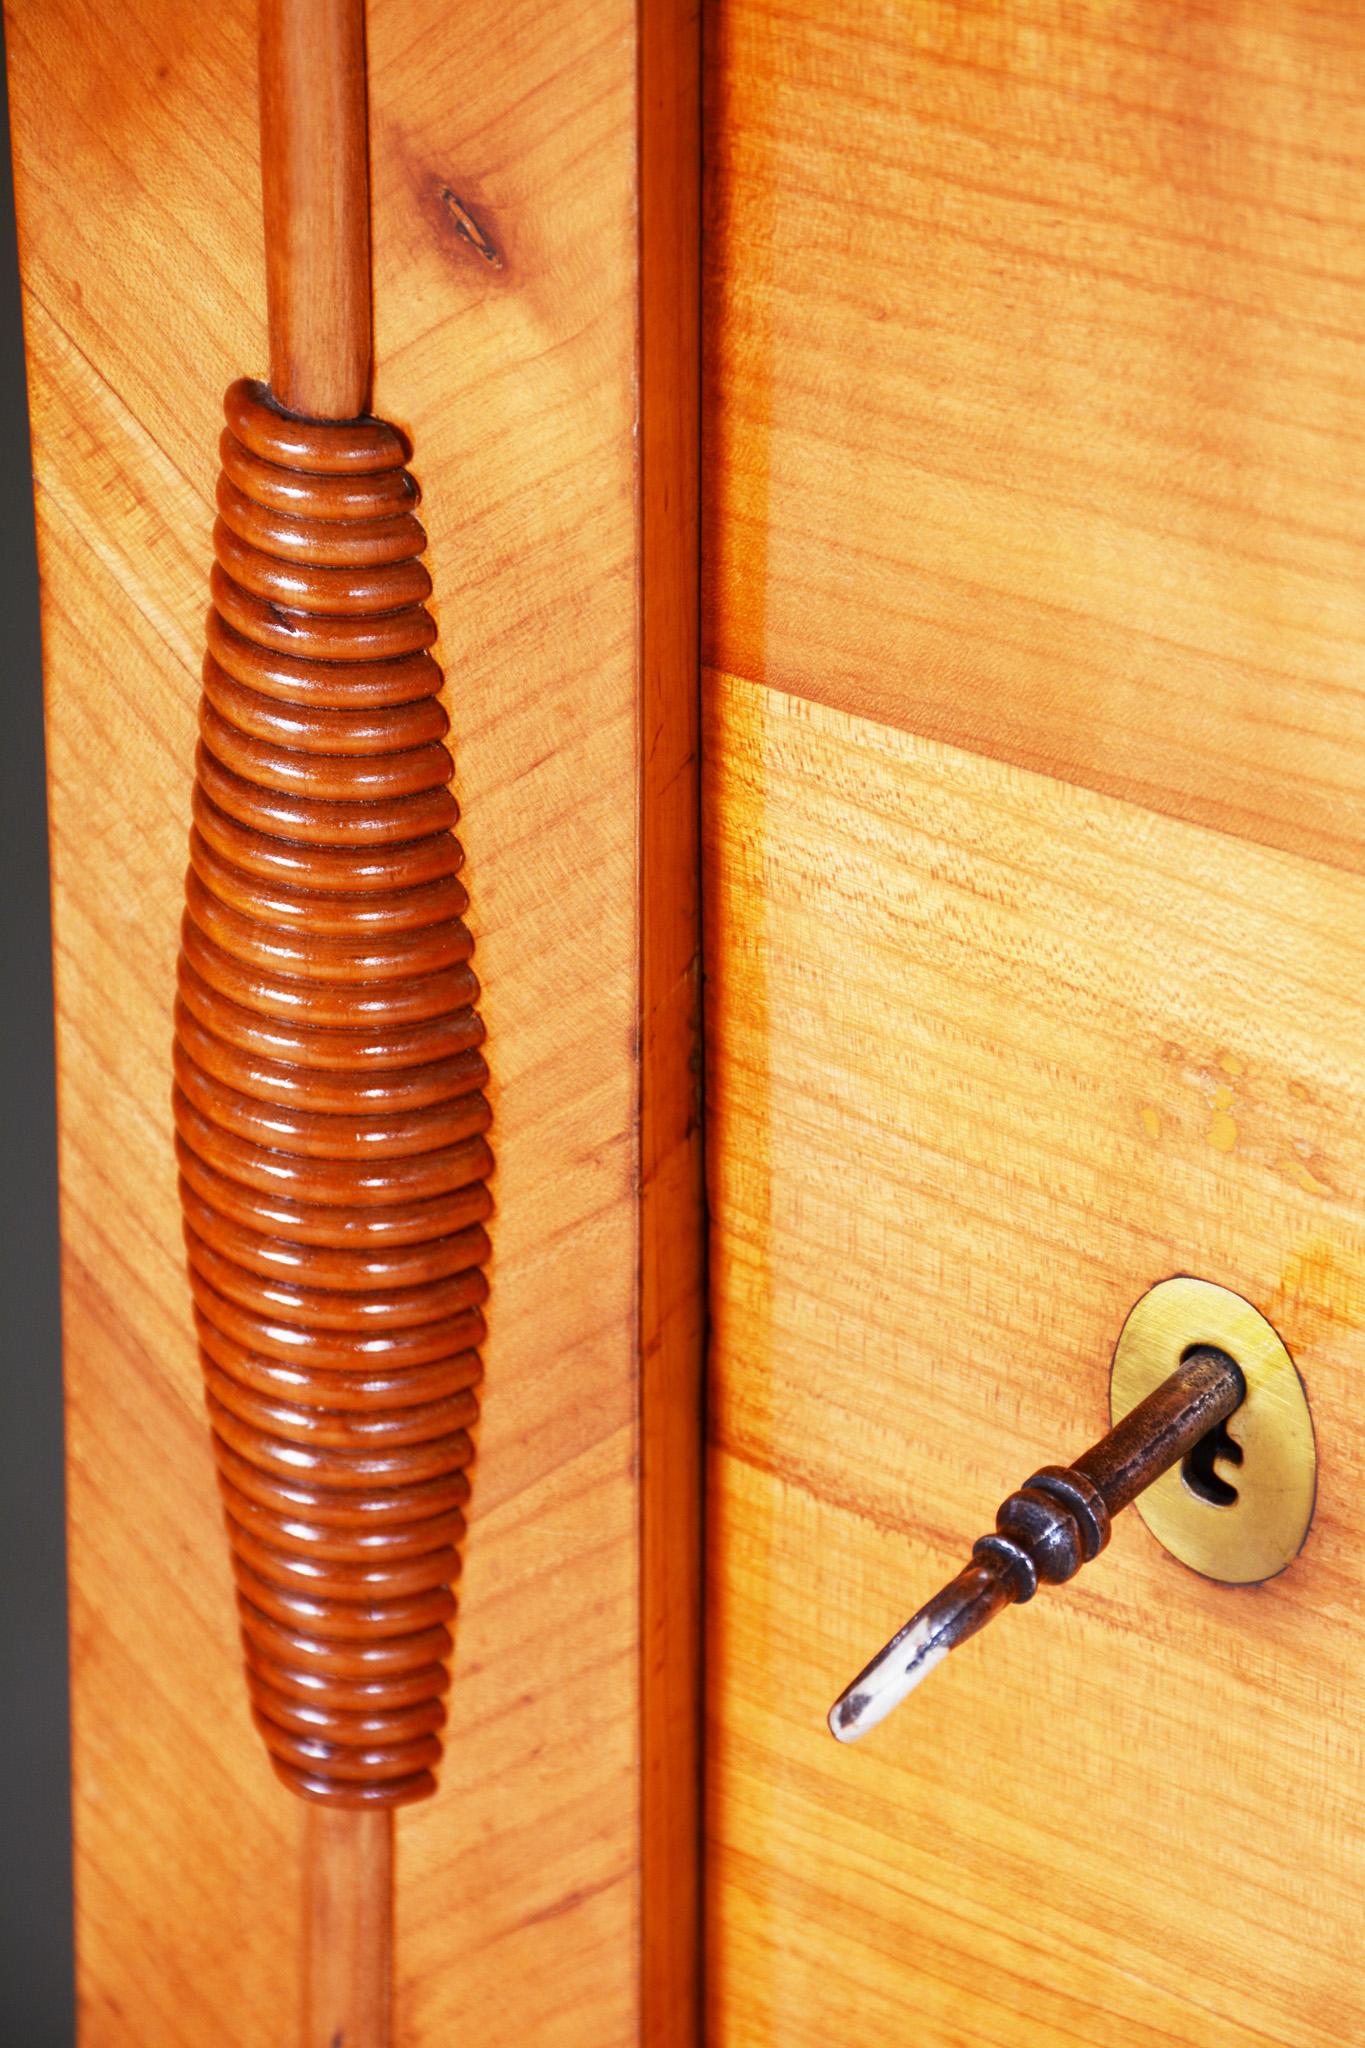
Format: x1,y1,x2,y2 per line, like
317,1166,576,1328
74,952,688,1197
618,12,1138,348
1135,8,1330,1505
1,19,78,2041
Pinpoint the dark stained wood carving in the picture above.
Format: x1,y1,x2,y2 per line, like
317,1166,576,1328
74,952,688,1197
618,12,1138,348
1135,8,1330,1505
174,376,492,1809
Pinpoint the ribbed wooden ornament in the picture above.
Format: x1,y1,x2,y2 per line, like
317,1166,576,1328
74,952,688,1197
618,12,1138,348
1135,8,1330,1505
175,377,492,1809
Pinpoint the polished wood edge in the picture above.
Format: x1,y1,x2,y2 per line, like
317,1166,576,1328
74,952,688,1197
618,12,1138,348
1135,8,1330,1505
638,0,704,2039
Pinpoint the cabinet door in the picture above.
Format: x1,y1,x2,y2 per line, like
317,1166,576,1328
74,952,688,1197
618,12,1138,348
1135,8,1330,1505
5,0,701,2039
703,5,1365,2043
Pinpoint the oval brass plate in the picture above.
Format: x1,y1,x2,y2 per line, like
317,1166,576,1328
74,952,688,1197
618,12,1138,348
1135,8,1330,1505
1110,1277,1315,1584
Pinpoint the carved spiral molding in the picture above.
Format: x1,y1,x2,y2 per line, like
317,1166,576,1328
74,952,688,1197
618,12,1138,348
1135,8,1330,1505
174,379,491,1808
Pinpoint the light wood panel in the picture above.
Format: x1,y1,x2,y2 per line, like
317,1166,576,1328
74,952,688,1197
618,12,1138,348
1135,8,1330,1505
704,7,1365,2037
705,0,1365,874
704,672,1365,2046
6,0,701,2040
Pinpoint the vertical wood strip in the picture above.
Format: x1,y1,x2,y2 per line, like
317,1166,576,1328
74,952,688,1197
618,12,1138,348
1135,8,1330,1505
639,2,704,2040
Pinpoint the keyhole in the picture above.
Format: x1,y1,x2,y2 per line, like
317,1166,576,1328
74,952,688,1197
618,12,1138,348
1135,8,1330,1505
1183,1417,1243,1507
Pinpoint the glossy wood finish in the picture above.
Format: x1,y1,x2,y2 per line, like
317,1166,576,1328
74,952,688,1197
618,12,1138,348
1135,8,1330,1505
7,0,702,2037
704,3,1365,2040
259,0,372,418
304,1807,392,2046
191,5,460,2019
178,378,491,1810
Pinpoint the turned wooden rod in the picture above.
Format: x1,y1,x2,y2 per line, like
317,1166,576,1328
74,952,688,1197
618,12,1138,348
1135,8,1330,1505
259,10,390,2040
259,0,372,418
304,1809,393,2048
249,6,429,2046
179,0,492,2028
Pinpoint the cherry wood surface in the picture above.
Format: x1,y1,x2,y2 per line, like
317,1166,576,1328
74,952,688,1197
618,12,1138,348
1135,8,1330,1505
704,673,1365,2047
6,0,701,2040
705,0,1365,875
703,3,1365,2042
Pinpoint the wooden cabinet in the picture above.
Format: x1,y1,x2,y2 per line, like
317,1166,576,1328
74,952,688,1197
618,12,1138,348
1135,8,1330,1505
7,2,1363,2042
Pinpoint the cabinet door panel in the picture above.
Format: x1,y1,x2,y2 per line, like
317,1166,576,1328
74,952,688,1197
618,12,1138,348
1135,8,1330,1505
703,5,1365,2042
6,0,701,2039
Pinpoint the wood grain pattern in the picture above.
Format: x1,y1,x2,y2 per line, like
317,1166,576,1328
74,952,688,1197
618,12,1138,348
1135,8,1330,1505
703,672,1365,2046
704,0,1365,874
7,0,700,2037
704,10,1365,2036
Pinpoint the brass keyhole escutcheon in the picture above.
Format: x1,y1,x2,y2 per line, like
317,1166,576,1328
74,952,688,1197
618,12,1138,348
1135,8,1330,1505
1110,1278,1316,1584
